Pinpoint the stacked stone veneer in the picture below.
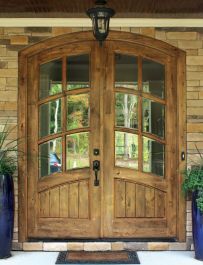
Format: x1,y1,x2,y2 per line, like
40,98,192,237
0,26,202,251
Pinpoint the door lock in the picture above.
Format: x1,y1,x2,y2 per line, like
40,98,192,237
93,160,100,186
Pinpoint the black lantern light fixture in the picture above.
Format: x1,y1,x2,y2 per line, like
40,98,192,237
87,0,115,46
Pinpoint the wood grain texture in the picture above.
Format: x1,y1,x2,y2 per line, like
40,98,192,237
145,187,155,218
114,180,166,219
0,0,202,15
18,53,28,242
79,181,89,219
155,190,166,218
49,187,60,217
136,184,146,218
126,182,136,217
115,180,126,218
59,185,69,218
176,50,187,241
39,180,90,219
19,31,185,240
40,190,50,217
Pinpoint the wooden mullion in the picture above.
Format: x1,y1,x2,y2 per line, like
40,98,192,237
142,132,166,144
66,87,90,96
38,93,63,106
115,87,140,95
38,127,91,145
114,126,139,135
66,127,91,135
138,56,143,172
62,56,67,172
142,92,166,105
38,132,63,144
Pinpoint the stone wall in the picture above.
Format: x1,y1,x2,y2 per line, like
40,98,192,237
0,26,202,251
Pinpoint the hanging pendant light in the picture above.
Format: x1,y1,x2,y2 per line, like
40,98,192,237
87,0,115,46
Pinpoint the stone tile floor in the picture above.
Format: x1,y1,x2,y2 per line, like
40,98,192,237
0,251,202,265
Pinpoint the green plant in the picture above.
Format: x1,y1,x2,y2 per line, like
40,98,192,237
182,147,203,213
0,121,18,175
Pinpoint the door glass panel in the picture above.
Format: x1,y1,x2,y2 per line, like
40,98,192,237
66,132,89,170
142,58,165,99
39,59,62,100
115,54,138,89
143,137,164,177
39,99,62,138
67,54,90,90
142,98,165,138
115,93,138,129
67,94,89,130
115,131,138,169
39,138,62,178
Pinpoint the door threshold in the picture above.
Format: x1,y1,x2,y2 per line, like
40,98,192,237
28,238,177,242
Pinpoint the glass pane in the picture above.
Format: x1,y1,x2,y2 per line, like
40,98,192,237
115,93,138,129
39,138,62,178
142,98,165,138
67,94,89,130
115,54,138,89
39,59,62,100
39,99,62,138
142,58,165,99
115,131,138,169
66,132,89,170
67,54,90,90
143,137,164,177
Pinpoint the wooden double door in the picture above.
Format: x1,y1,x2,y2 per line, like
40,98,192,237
27,39,178,239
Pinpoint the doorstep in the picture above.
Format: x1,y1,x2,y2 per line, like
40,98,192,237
12,241,193,252
0,251,201,265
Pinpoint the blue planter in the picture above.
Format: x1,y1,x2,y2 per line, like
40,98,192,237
192,191,203,261
0,174,14,259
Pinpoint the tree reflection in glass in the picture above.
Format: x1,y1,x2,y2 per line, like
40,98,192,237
67,94,89,130
115,93,138,129
66,133,89,170
115,131,138,169
39,99,62,138
143,137,164,177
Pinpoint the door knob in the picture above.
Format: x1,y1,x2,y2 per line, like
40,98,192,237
93,160,100,186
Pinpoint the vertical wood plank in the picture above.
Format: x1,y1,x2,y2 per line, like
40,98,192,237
126,182,136,217
40,191,50,217
115,180,126,218
79,181,89,219
138,56,143,172
136,184,145,217
145,187,155,217
18,52,28,241
49,187,60,217
177,50,186,241
27,55,39,236
60,184,69,218
103,42,116,236
155,190,166,218
62,56,67,172
165,56,177,237
69,182,79,218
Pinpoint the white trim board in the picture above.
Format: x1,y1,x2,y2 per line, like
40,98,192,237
0,18,203,27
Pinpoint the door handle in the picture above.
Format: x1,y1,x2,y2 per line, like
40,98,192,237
93,160,100,186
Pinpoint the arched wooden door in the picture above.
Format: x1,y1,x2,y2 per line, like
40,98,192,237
19,32,186,240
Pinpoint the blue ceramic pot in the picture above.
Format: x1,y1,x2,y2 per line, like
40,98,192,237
0,174,14,259
192,191,203,261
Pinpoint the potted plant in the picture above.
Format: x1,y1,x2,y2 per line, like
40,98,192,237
182,149,203,261
0,122,17,259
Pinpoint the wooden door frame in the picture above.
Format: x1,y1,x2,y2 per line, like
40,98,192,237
18,30,186,242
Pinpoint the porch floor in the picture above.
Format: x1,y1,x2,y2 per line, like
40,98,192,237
0,251,202,265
